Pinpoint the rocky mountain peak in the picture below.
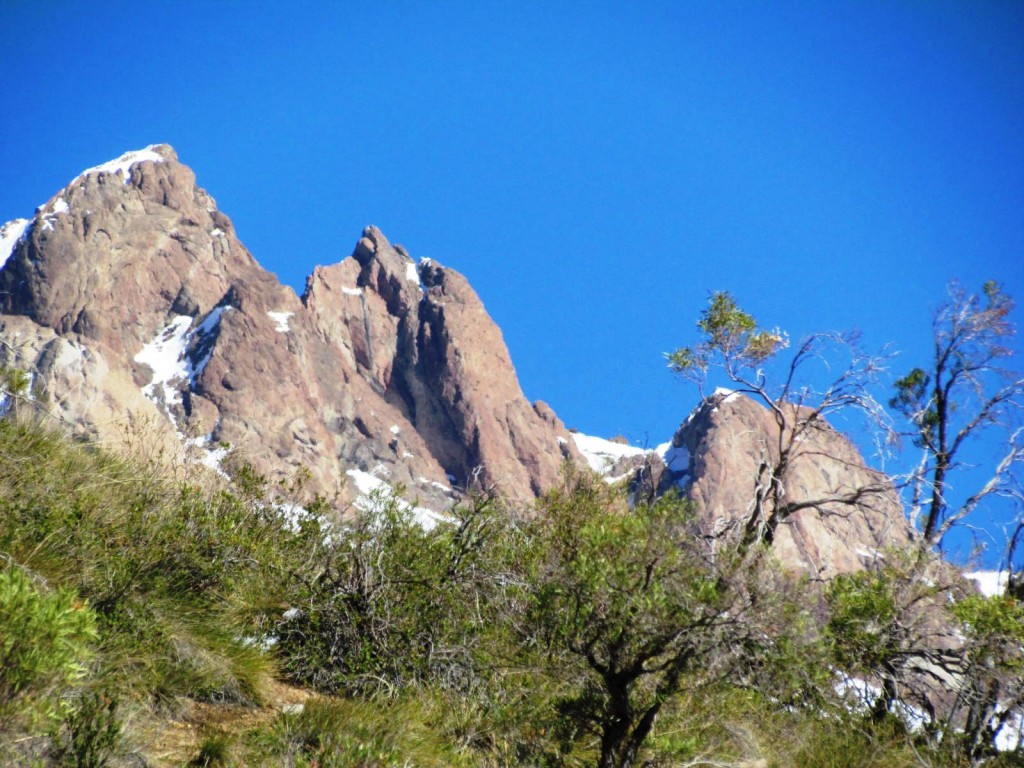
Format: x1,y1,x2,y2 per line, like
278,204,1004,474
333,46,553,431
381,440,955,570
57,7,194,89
1,145,913,574
0,143,260,360
0,145,578,510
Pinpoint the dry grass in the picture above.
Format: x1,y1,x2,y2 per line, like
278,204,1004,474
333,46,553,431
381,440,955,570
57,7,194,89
133,682,313,766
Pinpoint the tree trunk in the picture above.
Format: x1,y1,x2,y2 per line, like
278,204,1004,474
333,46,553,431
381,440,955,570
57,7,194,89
598,681,633,768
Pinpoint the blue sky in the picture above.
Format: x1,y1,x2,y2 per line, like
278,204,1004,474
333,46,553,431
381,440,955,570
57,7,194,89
2,2,1022,562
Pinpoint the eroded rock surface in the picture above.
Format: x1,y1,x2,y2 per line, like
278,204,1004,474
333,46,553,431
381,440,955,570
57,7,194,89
0,145,579,509
639,391,914,577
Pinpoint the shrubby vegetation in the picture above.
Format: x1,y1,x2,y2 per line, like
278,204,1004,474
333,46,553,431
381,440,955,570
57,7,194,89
0,412,321,765
3,409,1021,767
0,564,97,728
0,280,1021,767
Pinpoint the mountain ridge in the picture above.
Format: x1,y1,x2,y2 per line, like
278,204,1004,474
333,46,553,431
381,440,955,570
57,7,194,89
0,144,581,511
1,144,912,576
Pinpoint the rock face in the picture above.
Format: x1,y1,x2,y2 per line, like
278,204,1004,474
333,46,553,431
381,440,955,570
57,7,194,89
645,391,914,576
0,145,579,509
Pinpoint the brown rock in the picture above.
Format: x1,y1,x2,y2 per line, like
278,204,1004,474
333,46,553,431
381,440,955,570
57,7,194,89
0,145,579,511
655,392,913,576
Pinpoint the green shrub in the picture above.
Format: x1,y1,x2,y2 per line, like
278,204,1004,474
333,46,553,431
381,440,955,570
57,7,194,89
276,489,524,698
0,419,325,705
51,686,122,768
189,729,235,767
0,563,97,728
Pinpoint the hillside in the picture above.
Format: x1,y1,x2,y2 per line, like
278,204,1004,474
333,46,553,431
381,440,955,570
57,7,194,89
1,147,1021,767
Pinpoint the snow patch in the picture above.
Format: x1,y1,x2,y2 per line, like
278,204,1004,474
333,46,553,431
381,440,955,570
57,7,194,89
417,476,453,493
389,424,401,435
658,441,691,476
185,434,230,477
965,571,1008,598
346,468,447,530
267,311,293,333
277,503,319,534
134,315,193,413
191,307,229,378
836,671,1021,751
32,196,69,233
405,261,420,284
572,432,647,475
341,287,363,296
713,387,740,403
73,145,165,185
134,307,231,429
835,674,929,732
996,710,1023,752
855,547,885,562
0,218,31,270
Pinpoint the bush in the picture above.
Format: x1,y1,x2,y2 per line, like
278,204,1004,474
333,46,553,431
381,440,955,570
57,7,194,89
0,563,97,728
50,686,122,768
276,489,524,697
0,418,326,705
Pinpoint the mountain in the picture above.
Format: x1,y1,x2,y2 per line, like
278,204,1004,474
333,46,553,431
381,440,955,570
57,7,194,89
571,390,913,578
0,145,911,573
0,145,579,510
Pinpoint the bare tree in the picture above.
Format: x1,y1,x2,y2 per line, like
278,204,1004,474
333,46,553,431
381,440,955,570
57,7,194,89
889,281,1024,549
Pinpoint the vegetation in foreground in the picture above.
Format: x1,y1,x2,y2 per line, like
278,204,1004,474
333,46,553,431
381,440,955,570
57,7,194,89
1,410,1022,768
0,280,1021,767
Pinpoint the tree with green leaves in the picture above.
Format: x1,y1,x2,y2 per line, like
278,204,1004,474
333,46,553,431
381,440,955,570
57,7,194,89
950,589,1024,758
825,555,961,724
890,281,1023,551
525,469,819,768
528,473,728,768
825,552,1024,762
668,291,892,554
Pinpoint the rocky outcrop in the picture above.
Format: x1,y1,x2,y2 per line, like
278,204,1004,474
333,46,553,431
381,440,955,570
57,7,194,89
0,145,579,509
641,391,914,577
304,227,578,501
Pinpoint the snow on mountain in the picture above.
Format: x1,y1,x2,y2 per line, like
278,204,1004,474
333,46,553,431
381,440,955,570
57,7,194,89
405,261,420,284
571,432,648,474
346,467,447,530
0,218,31,271
134,306,231,429
267,311,293,333
71,145,166,186
657,441,691,474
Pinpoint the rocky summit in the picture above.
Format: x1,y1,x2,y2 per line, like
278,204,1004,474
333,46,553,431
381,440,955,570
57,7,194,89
1,145,909,572
0,145,579,511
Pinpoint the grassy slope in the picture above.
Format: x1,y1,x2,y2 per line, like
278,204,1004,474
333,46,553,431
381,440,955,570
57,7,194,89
1,415,1013,767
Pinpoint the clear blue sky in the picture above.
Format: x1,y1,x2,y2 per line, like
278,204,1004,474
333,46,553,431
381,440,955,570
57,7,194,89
2,2,1022,561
